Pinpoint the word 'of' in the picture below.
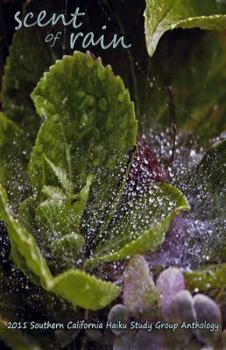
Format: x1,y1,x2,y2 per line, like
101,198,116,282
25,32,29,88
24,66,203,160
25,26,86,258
14,9,132,49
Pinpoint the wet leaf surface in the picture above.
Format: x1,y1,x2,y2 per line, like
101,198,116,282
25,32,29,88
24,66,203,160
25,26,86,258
145,0,226,56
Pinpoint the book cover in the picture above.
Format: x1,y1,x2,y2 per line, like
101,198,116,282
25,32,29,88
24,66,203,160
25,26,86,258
0,1,225,349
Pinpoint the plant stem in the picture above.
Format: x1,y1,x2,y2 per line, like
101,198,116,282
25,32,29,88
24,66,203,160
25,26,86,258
165,85,177,164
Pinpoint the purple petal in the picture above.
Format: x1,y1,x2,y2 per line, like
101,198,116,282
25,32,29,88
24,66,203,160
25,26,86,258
194,294,222,345
123,255,158,318
156,267,185,318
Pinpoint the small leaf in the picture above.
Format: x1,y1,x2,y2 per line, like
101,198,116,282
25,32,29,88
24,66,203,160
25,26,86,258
52,269,120,311
44,156,73,196
0,185,120,310
36,175,92,267
51,233,85,264
36,200,82,239
145,0,226,56
41,186,66,201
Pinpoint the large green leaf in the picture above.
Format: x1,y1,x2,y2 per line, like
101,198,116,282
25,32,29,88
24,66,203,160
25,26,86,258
182,138,226,265
145,0,226,56
86,183,189,267
144,31,226,143
30,51,137,190
0,185,120,310
29,52,137,241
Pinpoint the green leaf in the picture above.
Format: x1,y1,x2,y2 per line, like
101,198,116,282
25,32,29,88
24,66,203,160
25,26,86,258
36,199,83,238
52,269,120,311
36,175,92,267
185,263,226,296
144,31,226,143
183,139,226,263
1,27,54,140
29,53,137,233
145,0,226,56
36,199,85,268
51,233,85,263
0,185,120,310
0,184,53,289
0,113,21,184
0,224,80,335
86,183,189,267
19,196,38,233
188,138,226,221
44,156,74,196
41,186,66,201
192,139,226,194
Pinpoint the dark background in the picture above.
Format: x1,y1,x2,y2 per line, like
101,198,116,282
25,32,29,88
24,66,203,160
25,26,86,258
0,0,148,116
